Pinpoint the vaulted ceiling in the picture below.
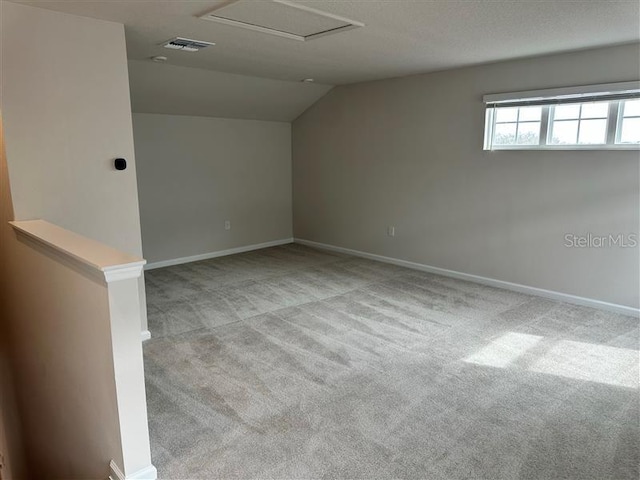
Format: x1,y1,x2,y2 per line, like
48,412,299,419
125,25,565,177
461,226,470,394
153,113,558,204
9,0,640,85
7,0,640,120
127,60,332,122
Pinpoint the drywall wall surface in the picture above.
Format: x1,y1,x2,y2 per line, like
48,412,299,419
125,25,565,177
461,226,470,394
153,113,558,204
133,113,292,263
1,112,121,478
0,339,24,480
0,2,149,330
128,60,333,122
2,231,123,479
293,43,640,308
0,117,26,480
1,115,153,479
106,276,153,476
1,2,142,256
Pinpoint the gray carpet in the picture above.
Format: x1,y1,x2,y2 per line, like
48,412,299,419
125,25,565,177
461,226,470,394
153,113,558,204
143,243,639,479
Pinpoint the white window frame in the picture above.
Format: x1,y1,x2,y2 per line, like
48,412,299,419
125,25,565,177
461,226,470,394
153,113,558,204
616,99,640,145
547,102,610,146
483,81,640,151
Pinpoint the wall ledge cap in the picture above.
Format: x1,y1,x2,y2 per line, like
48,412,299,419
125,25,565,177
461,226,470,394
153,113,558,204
10,219,145,283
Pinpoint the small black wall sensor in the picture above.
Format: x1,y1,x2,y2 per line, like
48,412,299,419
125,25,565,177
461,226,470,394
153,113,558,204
114,158,127,171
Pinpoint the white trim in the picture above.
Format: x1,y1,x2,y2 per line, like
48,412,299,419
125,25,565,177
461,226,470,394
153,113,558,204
488,144,639,151
607,100,619,144
483,81,640,104
199,15,304,41
145,238,294,270
483,98,640,151
199,0,364,42
103,263,146,283
125,465,158,480
294,238,639,317
273,0,365,27
140,330,151,342
109,461,157,480
483,108,494,150
10,220,146,284
109,460,125,480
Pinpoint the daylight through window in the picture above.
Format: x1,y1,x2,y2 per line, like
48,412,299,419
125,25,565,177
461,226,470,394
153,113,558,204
484,82,640,150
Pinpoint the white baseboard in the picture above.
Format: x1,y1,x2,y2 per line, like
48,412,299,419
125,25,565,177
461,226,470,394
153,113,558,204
145,238,294,270
294,238,640,317
140,330,151,342
126,465,158,480
110,461,157,480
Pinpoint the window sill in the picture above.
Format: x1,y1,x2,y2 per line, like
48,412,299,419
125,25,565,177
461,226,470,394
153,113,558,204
486,144,640,151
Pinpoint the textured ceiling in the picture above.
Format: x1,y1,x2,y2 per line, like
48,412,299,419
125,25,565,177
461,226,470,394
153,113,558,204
127,60,333,121
7,0,640,85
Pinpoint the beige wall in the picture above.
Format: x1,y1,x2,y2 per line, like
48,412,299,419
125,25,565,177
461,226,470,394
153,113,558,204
0,3,154,478
1,110,122,480
133,113,292,264
0,340,24,480
1,3,142,256
2,231,123,479
0,1,149,330
293,43,640,309
0,119,26,480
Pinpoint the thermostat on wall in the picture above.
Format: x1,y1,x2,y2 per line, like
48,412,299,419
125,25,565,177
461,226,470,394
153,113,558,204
114,158,127,170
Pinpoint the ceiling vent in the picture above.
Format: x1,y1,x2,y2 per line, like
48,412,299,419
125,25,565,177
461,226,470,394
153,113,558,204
199,0,364,42
162,37,216,52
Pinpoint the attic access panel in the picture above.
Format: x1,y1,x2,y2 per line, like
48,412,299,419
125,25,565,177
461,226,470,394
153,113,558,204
199,0,364,41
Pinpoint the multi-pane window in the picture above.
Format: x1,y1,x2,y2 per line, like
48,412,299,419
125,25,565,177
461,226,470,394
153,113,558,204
549,102,608,146
617,99,640,144
483,82,640,150
493,106,541,146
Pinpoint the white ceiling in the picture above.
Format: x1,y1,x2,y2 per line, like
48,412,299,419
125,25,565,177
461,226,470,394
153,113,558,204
127,60,333,121
9,0,640,85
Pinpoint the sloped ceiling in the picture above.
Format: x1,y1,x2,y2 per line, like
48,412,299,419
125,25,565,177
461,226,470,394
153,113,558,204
6,0,639,120
127,60,332,122
9,1,640,85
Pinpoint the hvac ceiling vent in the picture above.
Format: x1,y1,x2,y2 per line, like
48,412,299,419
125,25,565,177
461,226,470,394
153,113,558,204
162,37,216,52
199,0,364,42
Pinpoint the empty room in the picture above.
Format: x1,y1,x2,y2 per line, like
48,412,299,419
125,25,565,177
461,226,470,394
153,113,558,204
0,1,639,479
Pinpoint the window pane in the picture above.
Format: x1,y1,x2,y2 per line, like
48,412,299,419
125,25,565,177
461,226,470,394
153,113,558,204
623,99,640,117
496,107,518,123
554,104,580,120
581,102,608,119
550,120,579,144
578,119,607,144
619,118,640,143
493,123,517,145
519,106,541,121
516,122,540,145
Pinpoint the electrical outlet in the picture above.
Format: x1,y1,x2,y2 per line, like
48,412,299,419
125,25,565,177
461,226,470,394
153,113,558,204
224,220,231,231
387,226,395,237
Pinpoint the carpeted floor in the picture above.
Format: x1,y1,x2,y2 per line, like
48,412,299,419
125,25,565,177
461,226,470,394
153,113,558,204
143,243,639,479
